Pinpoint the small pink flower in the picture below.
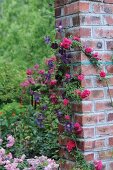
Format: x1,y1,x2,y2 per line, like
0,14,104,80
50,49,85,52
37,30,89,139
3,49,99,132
77,74,84,81
65,74,71,79
65,115,70,120
93,52,101,60
93,52,98,58
28,78,35,85
0,148,5,156
66,140,76,152
63,99,69,106
48,69,55,74
74,122,82,134
80,89,90,99
6,135,15,148
50,80,57,86
74,122,81,129
26,69,33,75
38,70,45,74
50,94,58,104
100,71,106,78
34,64,39,70
73,36,80,42
94,160,103,170
60,38,72,49
85,47,93,53
20,80,30,87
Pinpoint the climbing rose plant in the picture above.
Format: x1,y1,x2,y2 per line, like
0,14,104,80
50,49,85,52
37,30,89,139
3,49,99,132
20,34,106,169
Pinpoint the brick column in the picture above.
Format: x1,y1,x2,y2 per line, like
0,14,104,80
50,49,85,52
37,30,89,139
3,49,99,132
55,0,113,170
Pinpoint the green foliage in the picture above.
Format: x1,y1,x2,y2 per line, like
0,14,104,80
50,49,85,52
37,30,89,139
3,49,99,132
0,0,55,109
0,0,55,67
72,150,94,170
0,62,25,108
0,103,59,160
0,102,27,136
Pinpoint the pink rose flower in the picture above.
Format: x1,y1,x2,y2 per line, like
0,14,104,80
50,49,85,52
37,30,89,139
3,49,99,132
77,74,84,81
20,80,30,87
34,64,39,70
63,99,69,106
66,140,76,152
38,70,45,74
80,89,90,99
50,80,57,86
74,122,82,134
28,78,35,85
73,36,80,42
60,38,72,49
50,94,58,104
100,71,106,78
94,160,103,170
26,69,33,75
65,74,71,79
93,52,101,60
65,115,70,120
85,47,93,53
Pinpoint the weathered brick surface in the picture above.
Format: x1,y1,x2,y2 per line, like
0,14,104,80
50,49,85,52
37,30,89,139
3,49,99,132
55,0,113,169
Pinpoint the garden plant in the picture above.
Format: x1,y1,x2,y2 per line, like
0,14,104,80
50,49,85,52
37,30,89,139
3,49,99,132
0,0,112,170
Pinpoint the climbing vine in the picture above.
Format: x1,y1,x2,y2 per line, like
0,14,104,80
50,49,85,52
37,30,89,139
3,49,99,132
19,23,113,170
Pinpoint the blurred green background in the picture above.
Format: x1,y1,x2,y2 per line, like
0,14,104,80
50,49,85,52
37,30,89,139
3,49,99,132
0,0,55,108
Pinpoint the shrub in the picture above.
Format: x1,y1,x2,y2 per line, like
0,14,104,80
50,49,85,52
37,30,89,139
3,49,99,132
0,62,25,108
0,134,59,170
0,103,59,160
0,0,55,66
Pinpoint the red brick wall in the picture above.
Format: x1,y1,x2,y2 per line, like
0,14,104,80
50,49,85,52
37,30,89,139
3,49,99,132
55,0,113,170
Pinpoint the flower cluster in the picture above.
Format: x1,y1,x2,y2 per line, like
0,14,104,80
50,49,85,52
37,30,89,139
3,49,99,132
60,38,72,49
20,33,106,170
20,56,57,89
0,135,59,170
50,36,105,170
66,140,76,152
94,160,103,170
6,135,15,148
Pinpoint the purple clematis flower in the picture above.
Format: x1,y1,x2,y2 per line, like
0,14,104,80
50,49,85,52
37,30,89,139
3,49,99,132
45,73,51,80
48,60,54,69
36,119,44,128
30,89,34,95
44,36,51,44
37,113,45,121
65,122,73,133
34,92,40,102
56,21,63,33
61,53,71,64
56,110,63,118
41,105,48,111
59,47,65,55
35,113,45,128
